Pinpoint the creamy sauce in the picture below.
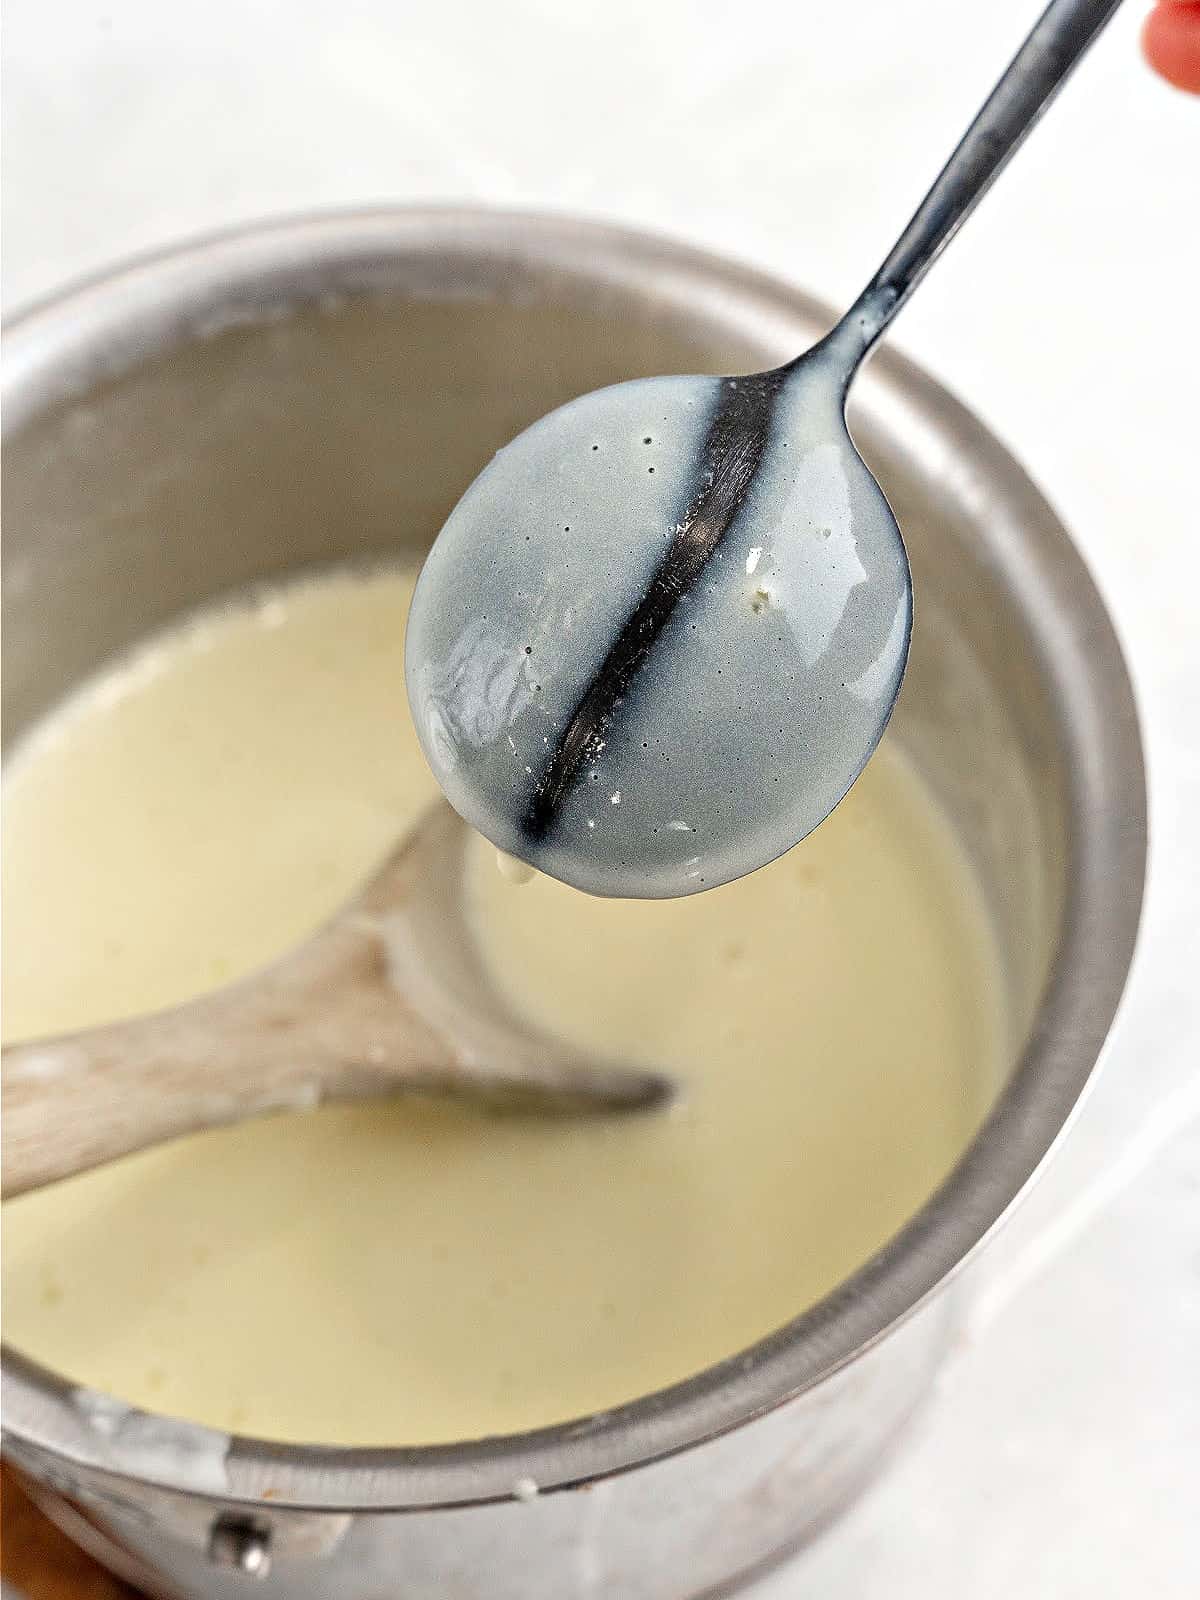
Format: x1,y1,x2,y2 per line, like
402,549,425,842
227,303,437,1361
2,565,1001,1446
405,360,909,898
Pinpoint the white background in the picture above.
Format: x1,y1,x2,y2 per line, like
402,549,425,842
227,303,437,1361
3,2,1198,1595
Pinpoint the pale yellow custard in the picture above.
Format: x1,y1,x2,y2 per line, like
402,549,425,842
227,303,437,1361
1,566,1003,1445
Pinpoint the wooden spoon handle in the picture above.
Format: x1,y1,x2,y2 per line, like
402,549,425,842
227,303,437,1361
0,918,452,1198
2,805,672,1198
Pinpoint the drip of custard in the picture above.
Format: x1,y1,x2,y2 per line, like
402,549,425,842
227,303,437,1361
1,566,1003,1446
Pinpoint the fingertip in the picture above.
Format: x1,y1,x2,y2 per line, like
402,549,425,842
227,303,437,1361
1142,2,1200,94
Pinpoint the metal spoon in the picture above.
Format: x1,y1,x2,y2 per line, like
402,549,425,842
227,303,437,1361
406,0,1122,900
0,803,671,1198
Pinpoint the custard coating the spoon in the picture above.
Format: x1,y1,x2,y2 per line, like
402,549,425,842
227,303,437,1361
406,358,909,898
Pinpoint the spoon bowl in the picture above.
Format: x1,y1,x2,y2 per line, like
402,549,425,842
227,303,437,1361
406,356,910,898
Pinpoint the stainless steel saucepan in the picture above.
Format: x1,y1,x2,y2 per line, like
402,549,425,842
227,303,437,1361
1,208,1145,1599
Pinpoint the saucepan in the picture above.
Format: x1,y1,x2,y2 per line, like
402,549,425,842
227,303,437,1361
0,208,1145,1598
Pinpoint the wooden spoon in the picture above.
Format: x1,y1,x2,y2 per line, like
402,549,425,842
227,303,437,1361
1,803,672,1198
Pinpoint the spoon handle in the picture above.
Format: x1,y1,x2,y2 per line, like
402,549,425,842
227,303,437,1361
833,0,1124,365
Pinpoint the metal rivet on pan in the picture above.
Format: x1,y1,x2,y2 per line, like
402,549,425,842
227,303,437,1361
208,1514,272,1577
